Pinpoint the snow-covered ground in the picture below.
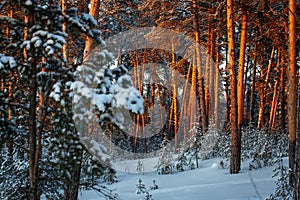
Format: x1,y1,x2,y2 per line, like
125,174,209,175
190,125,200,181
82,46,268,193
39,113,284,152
79,158,277,200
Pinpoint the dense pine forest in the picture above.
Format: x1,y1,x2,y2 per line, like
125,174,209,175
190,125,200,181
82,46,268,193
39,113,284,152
0,0,299,199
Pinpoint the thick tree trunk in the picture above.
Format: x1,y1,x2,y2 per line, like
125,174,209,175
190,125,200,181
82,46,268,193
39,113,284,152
288,0,297,195
64,149,83,200
227,0,240,174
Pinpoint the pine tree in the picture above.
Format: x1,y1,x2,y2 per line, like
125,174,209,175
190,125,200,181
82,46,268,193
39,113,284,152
136,160,144,175
149,180,159,190
186,125,202,169
155,136,174,175
136,178,147,194
175,144,188,172
0,1,138,199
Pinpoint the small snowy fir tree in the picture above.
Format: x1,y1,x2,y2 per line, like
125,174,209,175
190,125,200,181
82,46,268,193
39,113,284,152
200,123,220,160
266,155,292,200
266,136,291,200
102,164,118,184
246,129,274,170
136,160,144,175
155,136,174,175
136,178,147,194
175,144,188,172
186,124,202,169
144,192,154,200
149,180,159,190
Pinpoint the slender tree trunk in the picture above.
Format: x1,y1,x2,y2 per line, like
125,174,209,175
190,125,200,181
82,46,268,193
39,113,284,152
205,16,211,123
237,11,247,129
269,49,281,129
227,0,240,174
210,28,216,125
288,0,297,194
29,63,38,200
214,49,219,127
26,5,39,200
280,54,286,134
62,0,67,60
257,47,275,129
171,37,178,150
193,0,207,132
269,80,279,129
6,4,13,157
249,46,257,123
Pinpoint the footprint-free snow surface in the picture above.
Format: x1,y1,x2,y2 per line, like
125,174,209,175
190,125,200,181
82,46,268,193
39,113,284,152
79,158,277,200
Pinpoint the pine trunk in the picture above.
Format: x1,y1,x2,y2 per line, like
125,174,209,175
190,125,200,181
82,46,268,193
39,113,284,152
193,0,207,132
62,0,67,60
26,5,39,200
237,11,247,129
288,0,297,194
227,0,240,174
249,46,257,123
214,49,219,127
280,53,286,134
64,151,82,200
83,0,100,58
6,5,13,157
257,47,274,129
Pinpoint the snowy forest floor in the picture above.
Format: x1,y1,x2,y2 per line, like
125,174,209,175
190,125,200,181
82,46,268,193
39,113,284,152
79,157,282,200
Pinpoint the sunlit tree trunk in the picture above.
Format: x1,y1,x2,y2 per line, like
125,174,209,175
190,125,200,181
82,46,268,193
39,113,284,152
237,11,247,129
171,37,178,150
62,0,67,60
83,0,100,58
269,79,279,129
227,0,240,174
269,49,281,129
205,17,211,123
287,0,298,196
214,49,219,127
257,47,275,129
